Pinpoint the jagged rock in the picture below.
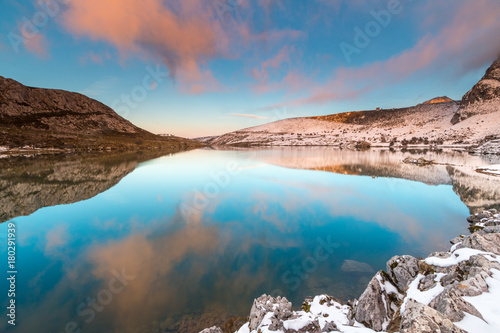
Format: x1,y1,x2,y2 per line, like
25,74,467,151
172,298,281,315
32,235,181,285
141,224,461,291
429,287,484,322
248,295,293,331
321,321,339,332
418,274,437,292
460,232,500,254
353,271,402,331
400,299,467,333
199,326,223,333
450,236,464,245
386,255,419,291
452,58,500,124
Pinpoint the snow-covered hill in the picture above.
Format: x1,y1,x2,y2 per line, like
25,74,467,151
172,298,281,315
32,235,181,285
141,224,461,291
207,59,500,149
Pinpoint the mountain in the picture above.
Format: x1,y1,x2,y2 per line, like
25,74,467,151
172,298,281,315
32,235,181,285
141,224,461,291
423,96,453,104
205,59,500,149
0,76,201,152
452,58,500,124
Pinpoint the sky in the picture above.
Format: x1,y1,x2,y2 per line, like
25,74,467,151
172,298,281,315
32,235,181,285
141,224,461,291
1,0,500,138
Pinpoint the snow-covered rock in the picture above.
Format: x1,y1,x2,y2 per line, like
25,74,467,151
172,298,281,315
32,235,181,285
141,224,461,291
400,299,467,333
386,255,420,291
353,271,402,331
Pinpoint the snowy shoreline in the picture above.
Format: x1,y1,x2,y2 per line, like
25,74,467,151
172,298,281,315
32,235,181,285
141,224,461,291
200,210,500,333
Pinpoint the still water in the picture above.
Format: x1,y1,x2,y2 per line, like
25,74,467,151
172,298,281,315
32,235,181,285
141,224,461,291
1,148,500,333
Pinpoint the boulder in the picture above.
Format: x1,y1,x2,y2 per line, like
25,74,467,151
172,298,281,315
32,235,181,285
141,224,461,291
400,299,467,333
248,295,293,331
386,255,419,291
353,271,402,331
428,287,483,322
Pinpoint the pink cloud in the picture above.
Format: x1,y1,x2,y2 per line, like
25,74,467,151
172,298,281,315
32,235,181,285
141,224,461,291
252,46,292,83
18,24,49,59
62,0,222,90
261,0,500,110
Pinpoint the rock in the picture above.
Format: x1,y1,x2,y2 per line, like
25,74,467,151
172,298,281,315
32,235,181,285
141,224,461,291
341,259,375,273
418,274,437,292
248,295,293,331
403,157,434,166
321,321,339,332
460,232,500,254
386,255,419,291
353,271,402,331
429,287,484,322
482,225,500,233
400,299,467,333
452,58,500,124
199,327,223,333
450,236,464,245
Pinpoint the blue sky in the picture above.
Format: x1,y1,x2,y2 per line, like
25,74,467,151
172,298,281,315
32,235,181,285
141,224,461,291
1,0,499,137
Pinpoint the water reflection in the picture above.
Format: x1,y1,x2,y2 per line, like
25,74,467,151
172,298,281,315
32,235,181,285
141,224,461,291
0,151,187,223
1,148,499,333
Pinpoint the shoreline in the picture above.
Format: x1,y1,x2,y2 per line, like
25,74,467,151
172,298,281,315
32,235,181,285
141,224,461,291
201,210,500,333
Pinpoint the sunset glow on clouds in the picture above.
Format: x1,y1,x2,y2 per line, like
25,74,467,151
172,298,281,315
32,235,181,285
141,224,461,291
1,0,499,137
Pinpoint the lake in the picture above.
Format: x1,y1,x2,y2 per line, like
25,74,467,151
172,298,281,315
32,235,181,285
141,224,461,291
1,148,500,333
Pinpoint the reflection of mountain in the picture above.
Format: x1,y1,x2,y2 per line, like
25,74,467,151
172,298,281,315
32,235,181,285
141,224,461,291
0,151,183,223
251,148,500,213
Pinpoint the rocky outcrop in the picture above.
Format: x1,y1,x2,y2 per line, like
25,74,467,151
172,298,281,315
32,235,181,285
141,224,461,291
452,58,500,124
386,255,419,291
353,271,402,331
248,295,294,331
199,210,500,333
